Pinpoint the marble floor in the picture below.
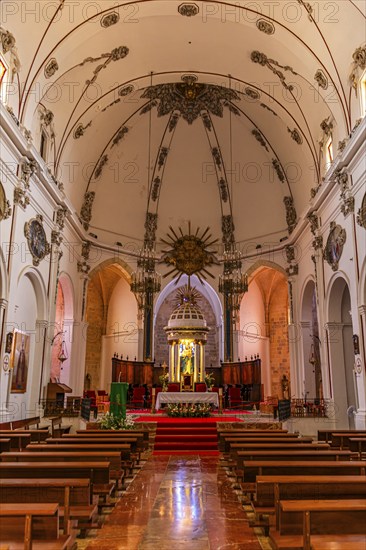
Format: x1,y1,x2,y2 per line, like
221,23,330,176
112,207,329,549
85,455,263,550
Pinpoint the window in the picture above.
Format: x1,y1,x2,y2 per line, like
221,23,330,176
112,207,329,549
40,131,48,161
0,56,8,103
360,70,366,118
325,135,333,169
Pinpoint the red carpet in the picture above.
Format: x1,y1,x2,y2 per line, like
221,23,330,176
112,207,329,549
153,419,219,454
135,415,243,423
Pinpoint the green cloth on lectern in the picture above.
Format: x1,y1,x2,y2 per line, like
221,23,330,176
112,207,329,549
110,382,128,419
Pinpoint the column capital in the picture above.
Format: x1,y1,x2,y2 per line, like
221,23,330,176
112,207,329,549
0,299,8,310
359,305,366,316
325,321,343,331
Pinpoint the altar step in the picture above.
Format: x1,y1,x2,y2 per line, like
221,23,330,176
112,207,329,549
153,421,219,452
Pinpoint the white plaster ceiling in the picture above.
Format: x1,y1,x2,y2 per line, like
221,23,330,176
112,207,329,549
3,0,365,251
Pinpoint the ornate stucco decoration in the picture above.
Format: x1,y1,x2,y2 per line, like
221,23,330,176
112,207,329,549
251,51,298,91
287,127,303,144
341,197,355,217
51,229,63,247
55,206,67,230
310,182,323,199
283,196,297,234
312,236,323,251
286,264,299,276
178,3,199,16
44,58,59,79
307,212,319,235
245,87,260,100
0,27,20,77
256,19,275,34
314,69,328,90
161,224,218,280
40,109,54,127
285,245,295,263
73,121,92,139
101,12,120,27
119,85,134,96
338,139,348,153
285,245,299,278
272,159,285,183
151,177,161,202
260,103,278,116
323,222,346,271
350,45,366,89
24,214,51,266
296,0,314,21
94,155,108,179
144,213,158,250
357,194,366,229
83,46,129,86
20,159,37,189
335,169,355,217
252,129,269,151
222,215,235,250
112,126,129,148
14,186,29,209
219,178,228,202
0,181,11,221
77,241,91,274
140,76,240,124
320,116,333,136
80,191,95,231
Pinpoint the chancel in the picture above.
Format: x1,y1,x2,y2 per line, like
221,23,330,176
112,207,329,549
0,2,366,548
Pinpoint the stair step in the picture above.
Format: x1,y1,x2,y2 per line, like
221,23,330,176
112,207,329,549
154,442,219,450
156,427,217,435
155,435,217,442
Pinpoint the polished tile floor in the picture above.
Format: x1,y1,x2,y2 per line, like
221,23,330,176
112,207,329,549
86,455,262,549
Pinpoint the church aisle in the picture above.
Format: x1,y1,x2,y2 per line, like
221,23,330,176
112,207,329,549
85,455,262,549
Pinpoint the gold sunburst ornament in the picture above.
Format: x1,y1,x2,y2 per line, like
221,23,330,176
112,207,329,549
161,222,219,283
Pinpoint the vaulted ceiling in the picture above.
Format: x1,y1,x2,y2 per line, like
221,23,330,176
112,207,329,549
3,0,365,253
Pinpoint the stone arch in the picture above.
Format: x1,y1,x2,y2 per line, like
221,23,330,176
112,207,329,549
326,274,357,428
51,273,75,387
17,266,47,321
359,255,366,306
246,259,287,279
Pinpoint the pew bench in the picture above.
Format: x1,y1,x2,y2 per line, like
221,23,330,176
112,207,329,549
0,430,49,444
223,436,311,453
0,478,96,538
349,437,366,459
252,474,366,533
49,417,72,438
0,439,10,453
331,432,366,450
0,503,71,550
78,428,150,448
273,499,366,550
47,436,141,464
11,416,42,430
0,433,31,451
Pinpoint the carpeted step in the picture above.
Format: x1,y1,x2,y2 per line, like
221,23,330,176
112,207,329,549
155,434,218,443
156,426,217,435
154,441,219,450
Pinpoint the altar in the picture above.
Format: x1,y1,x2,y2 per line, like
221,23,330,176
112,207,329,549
155,391,219,410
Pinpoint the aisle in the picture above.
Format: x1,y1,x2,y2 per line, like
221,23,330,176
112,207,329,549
86,455,262,549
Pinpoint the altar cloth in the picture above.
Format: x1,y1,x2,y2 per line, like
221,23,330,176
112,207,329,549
155,391,219,409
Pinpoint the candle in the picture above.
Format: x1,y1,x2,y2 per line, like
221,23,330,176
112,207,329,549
219,387,223,396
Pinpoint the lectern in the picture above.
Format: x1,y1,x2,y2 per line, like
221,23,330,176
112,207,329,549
109,382,128,419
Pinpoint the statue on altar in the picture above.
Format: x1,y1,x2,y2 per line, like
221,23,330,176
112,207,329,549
180,340,194,375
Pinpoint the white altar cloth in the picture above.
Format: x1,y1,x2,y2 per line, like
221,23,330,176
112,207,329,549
155,391,219,409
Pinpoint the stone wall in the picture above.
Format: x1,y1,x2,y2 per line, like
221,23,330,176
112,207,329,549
269,280,290,397
85,279,105,390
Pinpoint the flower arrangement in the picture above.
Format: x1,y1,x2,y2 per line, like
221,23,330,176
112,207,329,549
204,371,215,389
167,403,211,417
98,412,136,430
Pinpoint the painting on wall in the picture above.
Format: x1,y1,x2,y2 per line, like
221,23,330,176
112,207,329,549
10,330,31,393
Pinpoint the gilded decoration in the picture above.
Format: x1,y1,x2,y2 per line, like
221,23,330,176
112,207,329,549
0,26,20,77
256,19,275,34
357,193,366,229
140,76,240,124
283,196,297,234
323,222,347,271
24,215,50,266
178,3,199,17
144,212,158,250
350,45,366,88
161,224,218,280
0,181,11,221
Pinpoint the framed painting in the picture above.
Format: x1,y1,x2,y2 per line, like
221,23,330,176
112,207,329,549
10,330,30,393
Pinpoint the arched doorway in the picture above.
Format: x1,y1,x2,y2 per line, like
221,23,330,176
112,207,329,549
301,280,322,400
51,274,75,388
328,277,357,428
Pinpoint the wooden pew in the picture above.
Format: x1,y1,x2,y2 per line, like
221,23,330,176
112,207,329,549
61,432,145,450
0,432,31,451
11,416,42,430
0,461,110,485
242,460,366,482
0,478,95,538
220,433,300,452
0,430,49,444
331,432,366,449
77,429,150,447
236,449,353,465
318,429,366,443
254,474,366,532
1,451,125,489
228,442,329,455
275,499,366,550
0,503,70,550
349,438,366,459
0,439,10,453
49,417,72,438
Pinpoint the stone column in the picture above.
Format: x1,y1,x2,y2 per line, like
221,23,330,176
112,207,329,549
199,344,205,381
0,299,10,412
169,342,175,381
193,342,199,383
354,305,366,428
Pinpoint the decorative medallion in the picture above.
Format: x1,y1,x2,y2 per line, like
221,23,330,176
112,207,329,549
256,19,275,35
0,181,11,221
80,191,95,231
44,58,59,79
140,76,240,124
314,69,328,90
178,3,199,16
119,85,134,96
101,12,120,27
323,222,346,271
24,215,50,266
161,223,218,281
357,193,366,229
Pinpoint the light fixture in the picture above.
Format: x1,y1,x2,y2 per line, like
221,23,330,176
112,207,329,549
58,337,68,364
219,244,248,320
130,247,161,309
